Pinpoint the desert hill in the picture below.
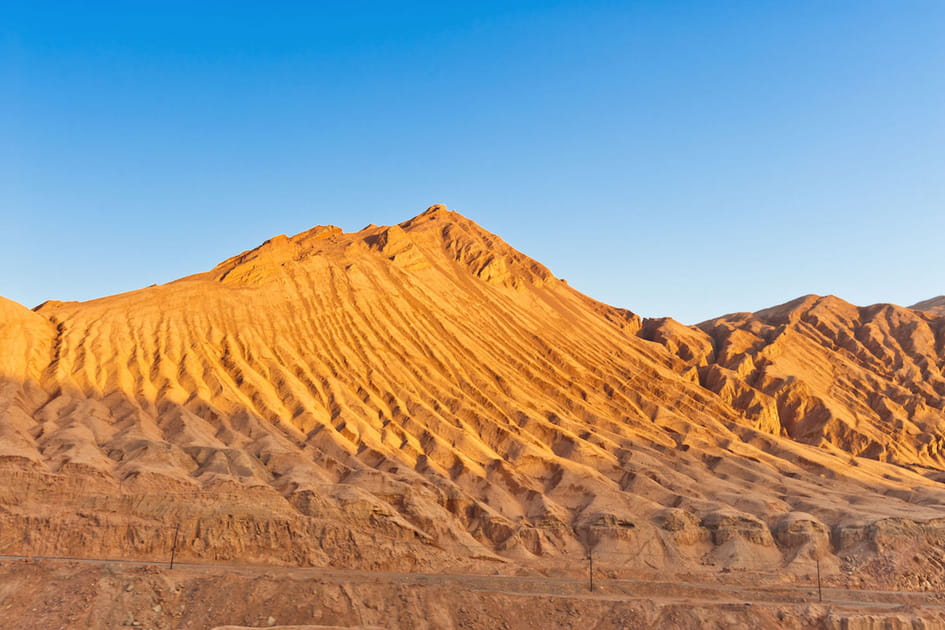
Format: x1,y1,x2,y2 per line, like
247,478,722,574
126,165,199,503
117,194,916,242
2,205,945,589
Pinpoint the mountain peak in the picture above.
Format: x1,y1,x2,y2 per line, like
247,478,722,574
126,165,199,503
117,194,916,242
398,204,473,232
421,203,450,216
208,206,555,290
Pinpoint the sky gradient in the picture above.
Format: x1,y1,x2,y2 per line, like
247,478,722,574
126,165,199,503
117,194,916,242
3,1,943,323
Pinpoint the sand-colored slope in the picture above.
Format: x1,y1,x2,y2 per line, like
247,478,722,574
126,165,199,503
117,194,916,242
3,206,945,588
0,298,58,472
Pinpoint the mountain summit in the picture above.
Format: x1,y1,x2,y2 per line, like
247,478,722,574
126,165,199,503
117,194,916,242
2,206,945,588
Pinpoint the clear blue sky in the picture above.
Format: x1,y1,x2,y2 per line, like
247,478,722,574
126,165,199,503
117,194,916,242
2,1,943,323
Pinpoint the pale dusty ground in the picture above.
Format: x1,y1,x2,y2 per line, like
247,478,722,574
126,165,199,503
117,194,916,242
2,556,945,630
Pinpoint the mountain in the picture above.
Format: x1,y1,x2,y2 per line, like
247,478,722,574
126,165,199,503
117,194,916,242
2,205,945,590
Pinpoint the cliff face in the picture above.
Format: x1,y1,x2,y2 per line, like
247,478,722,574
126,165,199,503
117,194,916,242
2,206,945,586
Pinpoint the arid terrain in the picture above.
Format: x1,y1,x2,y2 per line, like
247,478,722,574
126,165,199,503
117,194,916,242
3,205,945,628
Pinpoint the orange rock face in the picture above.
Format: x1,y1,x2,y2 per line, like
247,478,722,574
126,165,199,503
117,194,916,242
2,206,945,587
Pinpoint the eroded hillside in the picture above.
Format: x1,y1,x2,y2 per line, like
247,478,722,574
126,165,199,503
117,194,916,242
2,206,945,590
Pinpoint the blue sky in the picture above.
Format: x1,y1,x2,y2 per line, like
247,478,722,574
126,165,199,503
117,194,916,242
2,1,943,323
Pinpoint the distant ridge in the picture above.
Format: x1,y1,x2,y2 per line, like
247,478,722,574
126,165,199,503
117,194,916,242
912,295,945,316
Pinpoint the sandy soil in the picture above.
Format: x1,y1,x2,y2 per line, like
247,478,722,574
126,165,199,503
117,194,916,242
2,556,945,630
